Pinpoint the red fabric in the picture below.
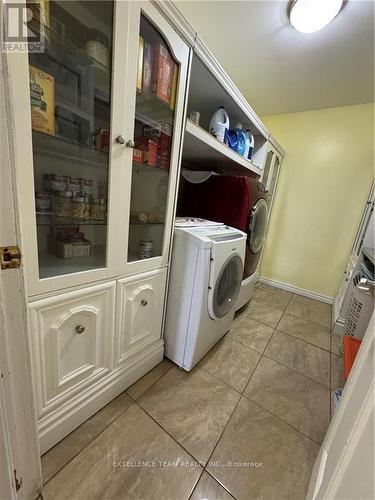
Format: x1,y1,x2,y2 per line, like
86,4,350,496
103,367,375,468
180,175,252,231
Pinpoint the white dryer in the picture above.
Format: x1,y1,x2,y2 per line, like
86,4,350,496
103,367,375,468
164,223,246,371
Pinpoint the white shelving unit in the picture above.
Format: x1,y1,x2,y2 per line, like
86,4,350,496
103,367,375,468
183,119,263,176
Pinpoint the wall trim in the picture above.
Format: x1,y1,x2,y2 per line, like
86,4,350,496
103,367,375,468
259,276,334,304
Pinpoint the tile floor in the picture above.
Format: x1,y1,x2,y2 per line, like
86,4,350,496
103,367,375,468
42,283,345,500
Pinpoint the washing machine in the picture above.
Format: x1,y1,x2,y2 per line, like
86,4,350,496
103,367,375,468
164,222,246,371
179,174,269,310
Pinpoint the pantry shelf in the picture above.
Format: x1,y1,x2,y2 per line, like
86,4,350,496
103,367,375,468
36,213,107,226
183,119,263,177
32,132,108,170
38,245,106,280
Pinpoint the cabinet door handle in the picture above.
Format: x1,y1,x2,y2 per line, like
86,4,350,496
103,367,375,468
141,299,148,306
115,135,125,145
126,139,135,148
75,325,85,334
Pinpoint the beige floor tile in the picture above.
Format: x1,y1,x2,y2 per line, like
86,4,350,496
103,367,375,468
244,357,330,443
126,359,173,400
138,366,240,464
43,404,201,500
42,392,132,484
228,315,274,353
252,288,292,311
331,354,345,390
208,397,319,500
278,313,330,350
331,331,344,357
190,472,234,500
199,337,260,392
285,299,331,328
264,331,330,387
292,294,332,312
246,299,284,328
257,283,293,299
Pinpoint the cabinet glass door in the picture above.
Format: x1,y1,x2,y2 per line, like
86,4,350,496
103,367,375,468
127,15,179,262
28,1,114,279
262,150,273,188
269,155,280,199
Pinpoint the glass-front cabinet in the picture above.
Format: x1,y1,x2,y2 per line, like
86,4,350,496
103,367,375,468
127,14,180,263
14,1,189,295
29,1,114,280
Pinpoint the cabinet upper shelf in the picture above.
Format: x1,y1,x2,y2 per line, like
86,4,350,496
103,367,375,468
183,119,263,177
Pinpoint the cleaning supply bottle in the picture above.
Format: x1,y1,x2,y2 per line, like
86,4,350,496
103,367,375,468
226,122,247,156
245,129,255,160
209,106,229,143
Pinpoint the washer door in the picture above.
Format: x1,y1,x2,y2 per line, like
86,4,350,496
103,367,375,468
248,199,269,254
211,254,243,319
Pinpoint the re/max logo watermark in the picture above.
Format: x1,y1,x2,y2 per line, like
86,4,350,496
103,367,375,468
1,3,45,53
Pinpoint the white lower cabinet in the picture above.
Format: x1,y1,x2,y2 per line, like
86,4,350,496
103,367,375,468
28,282,116,416
28,275,166,453
115,268,167,364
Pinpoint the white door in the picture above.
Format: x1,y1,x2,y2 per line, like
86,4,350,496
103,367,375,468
115,268,167,364
307,315,374,500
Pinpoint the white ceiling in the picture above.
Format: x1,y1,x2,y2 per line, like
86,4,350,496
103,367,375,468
176,0,375,115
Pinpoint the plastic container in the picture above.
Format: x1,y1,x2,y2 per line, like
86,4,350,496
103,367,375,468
343,336,362,380
209,106,229,143
139,239,153,259
90,198,106,220
71,196,90,220
225,124,246,156
245,129,255,160
54,191,72,217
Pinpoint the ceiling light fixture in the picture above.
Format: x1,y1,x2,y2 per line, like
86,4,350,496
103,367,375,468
289,0,344,33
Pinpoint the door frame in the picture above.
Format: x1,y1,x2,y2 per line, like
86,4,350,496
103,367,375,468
0,53,42,499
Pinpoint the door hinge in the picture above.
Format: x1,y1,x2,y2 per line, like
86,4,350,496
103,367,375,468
0,246,21,270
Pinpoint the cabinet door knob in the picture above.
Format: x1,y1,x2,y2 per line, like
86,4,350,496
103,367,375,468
115,135,125,145
75,325,85,334
141,299,148,306
126,139,135,148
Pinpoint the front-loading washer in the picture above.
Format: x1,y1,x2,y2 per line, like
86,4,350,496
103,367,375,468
164,223,246,371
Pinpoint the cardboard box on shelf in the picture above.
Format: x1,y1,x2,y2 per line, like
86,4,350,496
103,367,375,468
152,43,173,105
170,63,178,111
142,40,153,94
137,36,144,91
29,65,55,136
159,122,172,170
133,136,159,167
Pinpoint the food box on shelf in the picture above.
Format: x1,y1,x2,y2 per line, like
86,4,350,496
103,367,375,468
29,65,55,136
159,122,172,170
137,36,144,91
152,43,173,104
133,136,158,166
142,40,153,94
48,226,91,259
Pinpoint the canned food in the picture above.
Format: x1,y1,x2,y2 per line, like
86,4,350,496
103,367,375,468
139,239,153,259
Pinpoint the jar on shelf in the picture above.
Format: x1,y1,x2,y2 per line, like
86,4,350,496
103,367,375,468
54,191,72,217
35,192,51,212
139,239,153,259
71,196,89,220
90,198,106,220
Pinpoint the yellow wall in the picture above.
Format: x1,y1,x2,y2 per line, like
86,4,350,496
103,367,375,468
261,103,374,298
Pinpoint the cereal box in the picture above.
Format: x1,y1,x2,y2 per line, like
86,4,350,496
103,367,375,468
152,43,173,104
29,65,55,136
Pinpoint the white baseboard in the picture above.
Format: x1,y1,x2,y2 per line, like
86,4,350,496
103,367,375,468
259,276,334,304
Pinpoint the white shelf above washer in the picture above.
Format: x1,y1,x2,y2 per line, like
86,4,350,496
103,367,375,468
183,119,263,177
